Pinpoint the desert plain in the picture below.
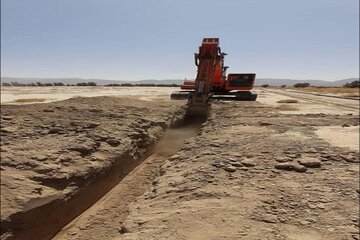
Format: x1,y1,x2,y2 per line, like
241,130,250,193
0,86,359,240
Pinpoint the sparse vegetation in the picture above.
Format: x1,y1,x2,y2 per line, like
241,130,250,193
76,82,97,86
343,80,359,88
1,82,179,87
294,82,310,88
105,83,180,87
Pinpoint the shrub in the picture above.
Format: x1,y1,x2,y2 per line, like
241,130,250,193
294,82,310,88
261,84,269,88
121,83,133,86
343,81,359,88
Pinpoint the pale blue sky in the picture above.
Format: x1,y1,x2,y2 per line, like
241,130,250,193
1,0,359,81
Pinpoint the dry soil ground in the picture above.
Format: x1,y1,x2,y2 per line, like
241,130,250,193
1,87,359,240
288,87,359,98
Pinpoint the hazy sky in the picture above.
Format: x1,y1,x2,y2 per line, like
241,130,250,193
1,0,359,81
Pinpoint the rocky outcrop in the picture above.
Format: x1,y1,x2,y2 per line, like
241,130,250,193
0,96,183,240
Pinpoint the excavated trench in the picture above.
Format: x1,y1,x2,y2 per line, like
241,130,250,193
5,112,206,240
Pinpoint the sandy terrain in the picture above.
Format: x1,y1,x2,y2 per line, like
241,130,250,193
118,97,359,240
0,86,177,104
259,89,359,115
289,87,359,97
1,88,359,240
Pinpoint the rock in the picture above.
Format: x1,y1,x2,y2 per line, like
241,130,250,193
87,122,101,128
305,218,317,223
48,127,63,134
274,163,293,171
209,142,221,147
286,153,301,159
274,163,307,172
340,154,359,163
316,203,325,209
292,163,307,172
89,108,102,113
275,157,292,163
0,148,8,152
31,154,48,161
1,127,16,134
230,162,242,167
277,209,288,214
223,165,237,172
118,225,128,234
2,116,13,120
304,148,317,153
321,153,342,162
342,124,351,127
238,167,249,171
106,138,120,147
240,159,256,167
68,231,78,236
43,109,54,112
32,187,43,194
298,158,321,168
261,214,278,223
169,154,180,161
259,122,272,126
68,144,94,155
299,220,310,225
212,161,225,168
308,203,317,209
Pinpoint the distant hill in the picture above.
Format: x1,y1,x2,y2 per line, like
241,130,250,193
1,77,358,87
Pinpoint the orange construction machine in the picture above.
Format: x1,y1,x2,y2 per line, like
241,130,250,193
171,38,257,116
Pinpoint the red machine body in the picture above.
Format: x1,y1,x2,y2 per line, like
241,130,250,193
171,38,257,117
179,38,256,95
